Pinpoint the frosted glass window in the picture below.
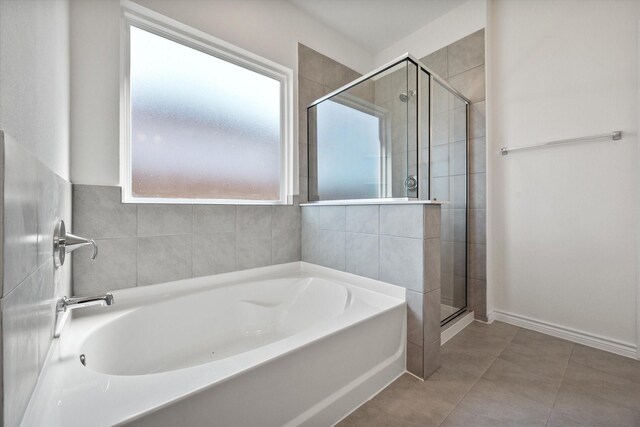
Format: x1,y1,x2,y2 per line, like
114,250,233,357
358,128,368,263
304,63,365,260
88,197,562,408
127,26,285,202
314,100,382,200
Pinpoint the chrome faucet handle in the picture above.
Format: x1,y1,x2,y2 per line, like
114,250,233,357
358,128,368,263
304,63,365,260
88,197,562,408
65,232,98,259
53,220,99,268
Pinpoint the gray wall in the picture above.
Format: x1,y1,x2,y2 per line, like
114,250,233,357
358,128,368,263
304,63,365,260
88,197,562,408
301,204,442,378
422,29,487,321
0,1,72,426
72,186,301,295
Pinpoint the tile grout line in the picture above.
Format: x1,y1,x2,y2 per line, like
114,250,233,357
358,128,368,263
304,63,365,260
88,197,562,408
437,326,521,426
545,343,575,426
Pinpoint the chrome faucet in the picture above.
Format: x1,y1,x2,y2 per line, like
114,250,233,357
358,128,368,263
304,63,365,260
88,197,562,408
53,220,98,267
56,293,114,312
54,293,114,338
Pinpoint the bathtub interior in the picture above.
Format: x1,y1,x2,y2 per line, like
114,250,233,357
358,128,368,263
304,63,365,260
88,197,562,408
80,276,352,375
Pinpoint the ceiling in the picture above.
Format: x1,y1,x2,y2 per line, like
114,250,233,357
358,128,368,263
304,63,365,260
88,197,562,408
288,0,467,53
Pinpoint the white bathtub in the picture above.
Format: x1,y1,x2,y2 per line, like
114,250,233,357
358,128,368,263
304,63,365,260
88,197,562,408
23,262,406,427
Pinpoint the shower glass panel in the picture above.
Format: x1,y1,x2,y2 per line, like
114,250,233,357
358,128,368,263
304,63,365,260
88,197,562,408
430,79,468,324
307,54,469,326
308,60,419,201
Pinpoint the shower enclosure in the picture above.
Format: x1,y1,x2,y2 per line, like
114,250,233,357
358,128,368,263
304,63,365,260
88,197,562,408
307,54,469,325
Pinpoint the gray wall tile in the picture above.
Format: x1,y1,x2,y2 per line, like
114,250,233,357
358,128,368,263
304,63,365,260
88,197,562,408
469,209,486,244
470,278,487,321
380,205,423,238
36,260,55,371
36,164,65,266
236,229,272,270
424,238,441,292
272,204,300,230
453,209,467,243
406,289,424,346
193,232,236,276
138,204,192,237
323,57,348,90
424,337,441,378
302,205,345,231
470,173,486,209
424,288,442,345
237,206,272,231
470,137,486,174
298,44,323,85
452,140,466,175
470,101,486,139
346,205,379,234
452,174,466,209
424,205,441,239
379,236,423,292
74,237,137,295
431,176,450,202
345,232,379,280
272,228,301,264
193,205,236,233
407,341,424,378
453,274,467,308
448,65,486,103
138,235,192,286
469,243,486,281
4,138,38,296
73,185,137,239
431,143,450,177
454,242,466,277
421,47,448,78
303,228,346,271
448,29,485,77
2,267,42,427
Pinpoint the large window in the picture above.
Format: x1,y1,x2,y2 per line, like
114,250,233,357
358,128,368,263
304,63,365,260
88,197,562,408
121,5,293,204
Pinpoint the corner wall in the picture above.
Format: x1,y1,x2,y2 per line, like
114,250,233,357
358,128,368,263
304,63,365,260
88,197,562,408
0,1,72,425
487,0,639,355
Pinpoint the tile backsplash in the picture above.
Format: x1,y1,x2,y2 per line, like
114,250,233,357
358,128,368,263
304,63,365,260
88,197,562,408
72,185,301,295
1,133,72,427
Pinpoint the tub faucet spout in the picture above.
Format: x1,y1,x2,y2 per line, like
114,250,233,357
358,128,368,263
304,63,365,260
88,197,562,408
54,293,114,338
57,293,114,313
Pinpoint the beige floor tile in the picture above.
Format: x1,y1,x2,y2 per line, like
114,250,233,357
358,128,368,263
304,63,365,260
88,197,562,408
441,405,545,427
558,362,640,413
448,378,551,426
440,339,499,377
482,357,564,407
570,344,640,384
340,322,640,427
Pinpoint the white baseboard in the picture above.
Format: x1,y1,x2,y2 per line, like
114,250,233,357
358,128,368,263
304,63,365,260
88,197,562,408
441,311,474,345
489,310,638,360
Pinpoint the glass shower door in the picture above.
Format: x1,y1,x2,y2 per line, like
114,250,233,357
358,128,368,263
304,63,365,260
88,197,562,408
429,78,468,324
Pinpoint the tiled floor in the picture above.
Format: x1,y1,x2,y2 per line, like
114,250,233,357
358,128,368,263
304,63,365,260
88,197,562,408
339,321,640,427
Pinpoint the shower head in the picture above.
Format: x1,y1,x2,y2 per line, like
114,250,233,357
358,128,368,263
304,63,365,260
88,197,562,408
399,90,416,102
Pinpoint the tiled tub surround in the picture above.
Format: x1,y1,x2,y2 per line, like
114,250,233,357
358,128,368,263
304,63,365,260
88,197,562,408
421,29,487,321
0,133,73,427
72,185,301,295
302,204,441,379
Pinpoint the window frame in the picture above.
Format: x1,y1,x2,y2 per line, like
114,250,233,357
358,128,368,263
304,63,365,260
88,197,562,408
120,1,294,205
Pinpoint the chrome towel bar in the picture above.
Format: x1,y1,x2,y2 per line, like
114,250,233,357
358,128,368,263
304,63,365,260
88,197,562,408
500,131,622,156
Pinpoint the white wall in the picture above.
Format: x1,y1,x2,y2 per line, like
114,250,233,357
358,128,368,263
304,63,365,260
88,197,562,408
373,0,486,67
0,0,70,179
487,0,639,352
70,0,373,186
